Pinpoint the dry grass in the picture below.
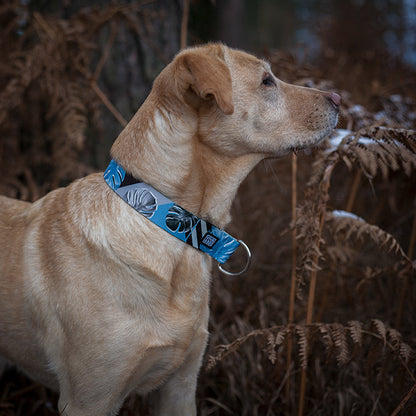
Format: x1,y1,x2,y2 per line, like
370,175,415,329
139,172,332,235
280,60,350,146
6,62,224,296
0,2,416,416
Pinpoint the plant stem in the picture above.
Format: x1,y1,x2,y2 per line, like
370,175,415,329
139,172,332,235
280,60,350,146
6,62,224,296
180,0,190,49
285,153,298,411
389,382,416,416
345,168,362,212
298,162,336,416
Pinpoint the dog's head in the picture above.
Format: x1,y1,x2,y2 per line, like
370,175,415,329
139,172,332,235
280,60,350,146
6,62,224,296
154,43,339,158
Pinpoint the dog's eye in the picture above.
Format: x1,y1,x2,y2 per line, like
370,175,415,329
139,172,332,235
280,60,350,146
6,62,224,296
262,75,275,87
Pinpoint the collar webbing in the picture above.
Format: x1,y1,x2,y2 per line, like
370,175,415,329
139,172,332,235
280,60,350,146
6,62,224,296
103,159,241,264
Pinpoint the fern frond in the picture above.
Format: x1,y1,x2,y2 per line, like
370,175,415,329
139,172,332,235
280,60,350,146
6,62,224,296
296,325,308,369
266,332,277,364
331,323,350,365
341,127,416,179
207,321,414,375
265,327,290,364
348,320,363,347
326,211,413,267
371,319,387,346
318,324,334,353
309,127,416,187
399,343,413,364
275,327,289,347
388,328,403,352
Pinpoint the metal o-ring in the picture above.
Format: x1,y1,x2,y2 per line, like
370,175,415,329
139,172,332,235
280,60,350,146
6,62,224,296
218,240,252,277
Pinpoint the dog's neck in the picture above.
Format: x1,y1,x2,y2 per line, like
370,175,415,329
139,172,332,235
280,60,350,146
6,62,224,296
110,99,262,228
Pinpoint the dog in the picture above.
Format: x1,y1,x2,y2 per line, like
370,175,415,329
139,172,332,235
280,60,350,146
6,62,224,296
0,43,340,415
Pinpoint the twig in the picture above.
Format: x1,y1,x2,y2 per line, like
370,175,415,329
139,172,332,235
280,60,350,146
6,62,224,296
33,12,56,40
93,20,119,82
298,369,308,416
389,382,416,416
180,0,190,49
91,81,128,127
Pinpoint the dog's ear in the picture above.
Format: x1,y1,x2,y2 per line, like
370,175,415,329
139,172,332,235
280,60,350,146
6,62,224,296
175,48,234,115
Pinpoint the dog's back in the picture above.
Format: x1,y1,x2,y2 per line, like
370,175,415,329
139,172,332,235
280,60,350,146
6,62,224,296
0,196,51,384
0,195,31,281
0,195,31,278
0,194,31,215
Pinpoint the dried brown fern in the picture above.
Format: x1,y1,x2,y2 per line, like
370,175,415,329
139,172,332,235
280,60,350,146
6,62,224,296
0,1,164,200
207,321,414,374
332,323,350,366
296,325,309,370
326,211,413,267
294,161,339,303
267,327,289,365
310,126,416,188
348,320,363,347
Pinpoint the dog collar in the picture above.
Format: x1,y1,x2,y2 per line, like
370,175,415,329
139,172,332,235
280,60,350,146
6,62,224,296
104,160,251,275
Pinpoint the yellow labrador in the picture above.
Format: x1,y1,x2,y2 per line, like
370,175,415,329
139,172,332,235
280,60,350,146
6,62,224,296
0,43,339,415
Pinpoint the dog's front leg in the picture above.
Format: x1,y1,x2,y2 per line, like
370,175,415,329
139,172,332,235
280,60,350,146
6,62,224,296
152,328,208,416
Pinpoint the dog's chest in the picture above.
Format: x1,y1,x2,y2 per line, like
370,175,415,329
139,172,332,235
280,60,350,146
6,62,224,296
110,256,211,394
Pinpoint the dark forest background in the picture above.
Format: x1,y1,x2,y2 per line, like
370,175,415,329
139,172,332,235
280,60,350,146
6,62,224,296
0,1,416,415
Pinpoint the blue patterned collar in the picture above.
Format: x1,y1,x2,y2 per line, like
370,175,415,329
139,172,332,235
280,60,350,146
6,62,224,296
103,160,251,276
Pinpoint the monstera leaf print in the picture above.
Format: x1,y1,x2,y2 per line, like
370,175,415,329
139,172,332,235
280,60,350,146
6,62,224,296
104,159,125,189
166,205,198,233
125,189,157,218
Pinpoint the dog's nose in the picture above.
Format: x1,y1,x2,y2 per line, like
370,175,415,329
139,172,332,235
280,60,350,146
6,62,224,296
327,92,341,108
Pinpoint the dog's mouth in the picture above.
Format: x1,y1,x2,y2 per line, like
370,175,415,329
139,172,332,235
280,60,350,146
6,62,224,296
289,130,334,156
